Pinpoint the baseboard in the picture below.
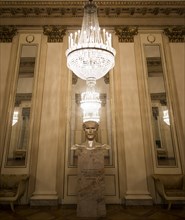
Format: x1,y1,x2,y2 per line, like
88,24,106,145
123,194,153,206
30,195,59,206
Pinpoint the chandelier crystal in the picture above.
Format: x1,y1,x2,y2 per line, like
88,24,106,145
80,79,101,123
66,0,116,81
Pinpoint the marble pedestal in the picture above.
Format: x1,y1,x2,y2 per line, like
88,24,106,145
77,148,106,217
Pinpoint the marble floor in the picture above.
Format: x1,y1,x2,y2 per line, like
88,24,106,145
0,204,185,220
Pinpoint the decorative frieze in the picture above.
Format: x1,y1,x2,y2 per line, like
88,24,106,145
43,25,66,42
115,26,138,42
0,1,184,18
164,26,185,42
0,26,17,42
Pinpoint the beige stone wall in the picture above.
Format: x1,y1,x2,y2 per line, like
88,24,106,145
116,41,151,202
31,37,70,203
0,29,184,205
0,43,12,162
0,38,19,167
169,42,185,172
170,43,185,137
32,43,62,199
0,43,12,118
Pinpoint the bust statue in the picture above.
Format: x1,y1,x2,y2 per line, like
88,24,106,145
72,120,109,217
72,120,110,150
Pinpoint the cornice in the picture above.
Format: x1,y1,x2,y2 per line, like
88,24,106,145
0,1,184,18
1,1,185,7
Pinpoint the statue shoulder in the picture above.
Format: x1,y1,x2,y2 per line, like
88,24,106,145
102,144,111,150
95,143,110,150
71,144,86,150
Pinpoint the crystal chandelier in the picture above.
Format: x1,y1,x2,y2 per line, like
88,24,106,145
80,79,101,123
66,0,116,81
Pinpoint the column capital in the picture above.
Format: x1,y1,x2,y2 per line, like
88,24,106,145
115,26,138,43
43,25,66,42
164,26,185,42
0,26,17,42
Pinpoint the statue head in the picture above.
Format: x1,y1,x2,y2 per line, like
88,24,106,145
83,121,99,141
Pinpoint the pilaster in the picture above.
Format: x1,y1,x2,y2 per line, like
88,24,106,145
116,33,152,205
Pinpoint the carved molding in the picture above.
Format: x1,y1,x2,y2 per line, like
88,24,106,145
43,25,66,42
1,1,185,6
164,26,185,42
115,26,138,42
0,1,184,18
0,26,17,42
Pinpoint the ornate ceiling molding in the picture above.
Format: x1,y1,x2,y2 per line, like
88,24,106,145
43,25,66,42
115,26,138,42
0,1,184,19
164,26,185,42
1,1,184,6
0,25,17,42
